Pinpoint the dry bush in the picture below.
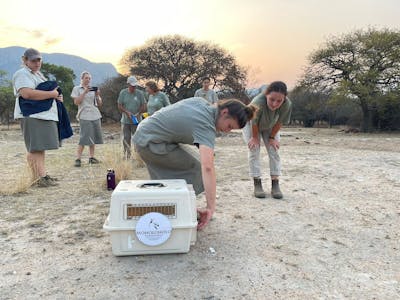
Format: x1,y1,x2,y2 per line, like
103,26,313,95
101,144,133,184
0,164,33,195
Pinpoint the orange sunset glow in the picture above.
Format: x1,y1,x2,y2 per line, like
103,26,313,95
1,0,399,88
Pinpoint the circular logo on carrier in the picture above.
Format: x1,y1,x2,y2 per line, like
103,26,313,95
135,212,172,246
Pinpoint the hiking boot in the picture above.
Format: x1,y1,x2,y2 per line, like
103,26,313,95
88,157,100,164
253,178,266,198
36,176,58,188
271,179,283,199
74,159,81,167
43,175,58,182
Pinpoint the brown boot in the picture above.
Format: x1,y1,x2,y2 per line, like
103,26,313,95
271,179,283,199
253,178,266,198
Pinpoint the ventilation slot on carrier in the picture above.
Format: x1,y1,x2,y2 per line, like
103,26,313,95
126,204,176,219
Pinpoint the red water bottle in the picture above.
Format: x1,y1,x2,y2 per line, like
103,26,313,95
107,169,116,190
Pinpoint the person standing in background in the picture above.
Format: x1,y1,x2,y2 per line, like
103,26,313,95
194,77,218,104
71,71,103,167
242,81,292,199
117,76,146,159
12,48,62,187
145,81,170,116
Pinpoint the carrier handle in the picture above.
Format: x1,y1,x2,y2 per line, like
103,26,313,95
139,182,166,188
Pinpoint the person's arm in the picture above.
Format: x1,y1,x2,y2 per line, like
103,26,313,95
19,87,58,101
247,121,261,149
139,95,147,114
118,103,132,118
197,145,216,230
73,87,89,106
268,122,282,151
95,89,102,107
270,122,282,139
139,103,147,114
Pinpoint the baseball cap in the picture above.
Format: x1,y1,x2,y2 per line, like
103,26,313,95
24,48,42,61
127,76,139,86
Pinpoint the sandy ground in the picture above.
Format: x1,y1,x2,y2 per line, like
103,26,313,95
0,125,399,300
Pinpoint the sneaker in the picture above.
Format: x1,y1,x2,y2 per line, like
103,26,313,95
74,159,81,167
35,176,58,188
88,157,100,164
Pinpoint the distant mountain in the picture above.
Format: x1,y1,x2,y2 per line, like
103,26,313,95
0,46,119,85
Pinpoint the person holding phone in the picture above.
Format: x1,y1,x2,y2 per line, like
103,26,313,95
71,71,103,167
117,76,146,159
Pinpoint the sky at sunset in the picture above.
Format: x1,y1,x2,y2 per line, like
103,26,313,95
1,0,399,88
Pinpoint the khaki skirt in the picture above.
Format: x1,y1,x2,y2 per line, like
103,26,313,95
21,118,59,152
79,119,103,145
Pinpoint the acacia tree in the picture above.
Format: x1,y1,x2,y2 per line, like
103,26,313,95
301,28,400,132
121,35,248,102
0,70,14,126
99,75,129,122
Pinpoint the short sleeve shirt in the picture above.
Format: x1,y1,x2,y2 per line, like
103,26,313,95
71,86,102,121
117,88,146,124
251,92,292,131
147,92,170,116
12,66,58,121
133,97,217,154
194,88,218,104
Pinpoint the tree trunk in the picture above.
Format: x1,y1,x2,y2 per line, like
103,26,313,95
360,102,373,132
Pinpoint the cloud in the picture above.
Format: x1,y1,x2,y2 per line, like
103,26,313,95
29,29,44,39
45,37,62,46
0,23,62,47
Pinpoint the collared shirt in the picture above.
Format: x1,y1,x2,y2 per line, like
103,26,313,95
71,86,102,121
147,91,170,116
251,92,292,131
117,88,146,124
133,97,218,154
194,88,218,104
12,66,58,121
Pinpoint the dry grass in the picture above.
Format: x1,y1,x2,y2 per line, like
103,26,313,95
0,164,33,195
101,144,134,184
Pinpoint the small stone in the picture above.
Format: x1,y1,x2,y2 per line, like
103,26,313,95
26,272,31,275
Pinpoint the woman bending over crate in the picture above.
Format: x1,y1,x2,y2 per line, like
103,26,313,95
133,97,256,230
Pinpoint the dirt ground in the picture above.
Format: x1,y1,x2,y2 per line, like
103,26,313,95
0,125,399,300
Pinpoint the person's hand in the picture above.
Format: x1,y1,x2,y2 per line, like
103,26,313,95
197,207,214,230
125,111,132,118
248,137,260,150
56,94,63,102
51,88,59,98
95,89,100,97
83,86,90,94
269,138,280,151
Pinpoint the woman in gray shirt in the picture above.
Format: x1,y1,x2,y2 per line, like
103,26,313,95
133,97,256,230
